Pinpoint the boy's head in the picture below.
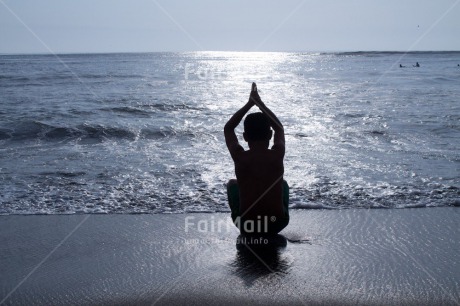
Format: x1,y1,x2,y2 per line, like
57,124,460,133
243,112,272,143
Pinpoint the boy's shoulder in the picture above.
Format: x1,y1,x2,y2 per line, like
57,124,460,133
235,147,284,163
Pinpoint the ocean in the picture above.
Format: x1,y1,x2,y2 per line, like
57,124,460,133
0,51,459,215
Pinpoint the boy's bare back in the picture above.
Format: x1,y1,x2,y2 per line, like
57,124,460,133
233,145,284,219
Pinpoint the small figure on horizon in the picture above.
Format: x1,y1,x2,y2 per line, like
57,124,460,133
224,83,289,235
414,62,420,67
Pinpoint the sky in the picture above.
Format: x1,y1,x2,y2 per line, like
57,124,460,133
0,0,459,54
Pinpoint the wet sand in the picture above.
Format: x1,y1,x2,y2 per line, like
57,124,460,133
1,208,459,305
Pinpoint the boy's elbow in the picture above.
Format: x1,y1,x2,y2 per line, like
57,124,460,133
224,123,233,133
273,124,284,133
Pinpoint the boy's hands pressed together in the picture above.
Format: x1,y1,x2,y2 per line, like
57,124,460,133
249,82,262,107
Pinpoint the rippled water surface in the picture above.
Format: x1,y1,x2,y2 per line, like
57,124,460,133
0,52,459,214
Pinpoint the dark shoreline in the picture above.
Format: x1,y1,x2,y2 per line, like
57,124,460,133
1,208,459,305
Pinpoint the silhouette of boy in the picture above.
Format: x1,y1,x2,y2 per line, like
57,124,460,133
224,83,289,235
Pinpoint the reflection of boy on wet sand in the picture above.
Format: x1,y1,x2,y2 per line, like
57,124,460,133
224,83,289,234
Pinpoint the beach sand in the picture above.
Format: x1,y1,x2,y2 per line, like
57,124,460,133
1,208,459,305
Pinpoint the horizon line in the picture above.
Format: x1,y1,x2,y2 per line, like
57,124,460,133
1,50,460,56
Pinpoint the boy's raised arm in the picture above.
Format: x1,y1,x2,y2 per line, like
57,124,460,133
250,84,285,150
224,94,255,157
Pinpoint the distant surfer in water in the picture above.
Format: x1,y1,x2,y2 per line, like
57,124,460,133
414,62,420,67
400,64,406,68
224,83,289,235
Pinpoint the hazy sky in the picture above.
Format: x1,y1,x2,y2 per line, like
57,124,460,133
1,0,459,54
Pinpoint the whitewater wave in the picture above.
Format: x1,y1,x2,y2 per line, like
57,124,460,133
0,121,209,143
